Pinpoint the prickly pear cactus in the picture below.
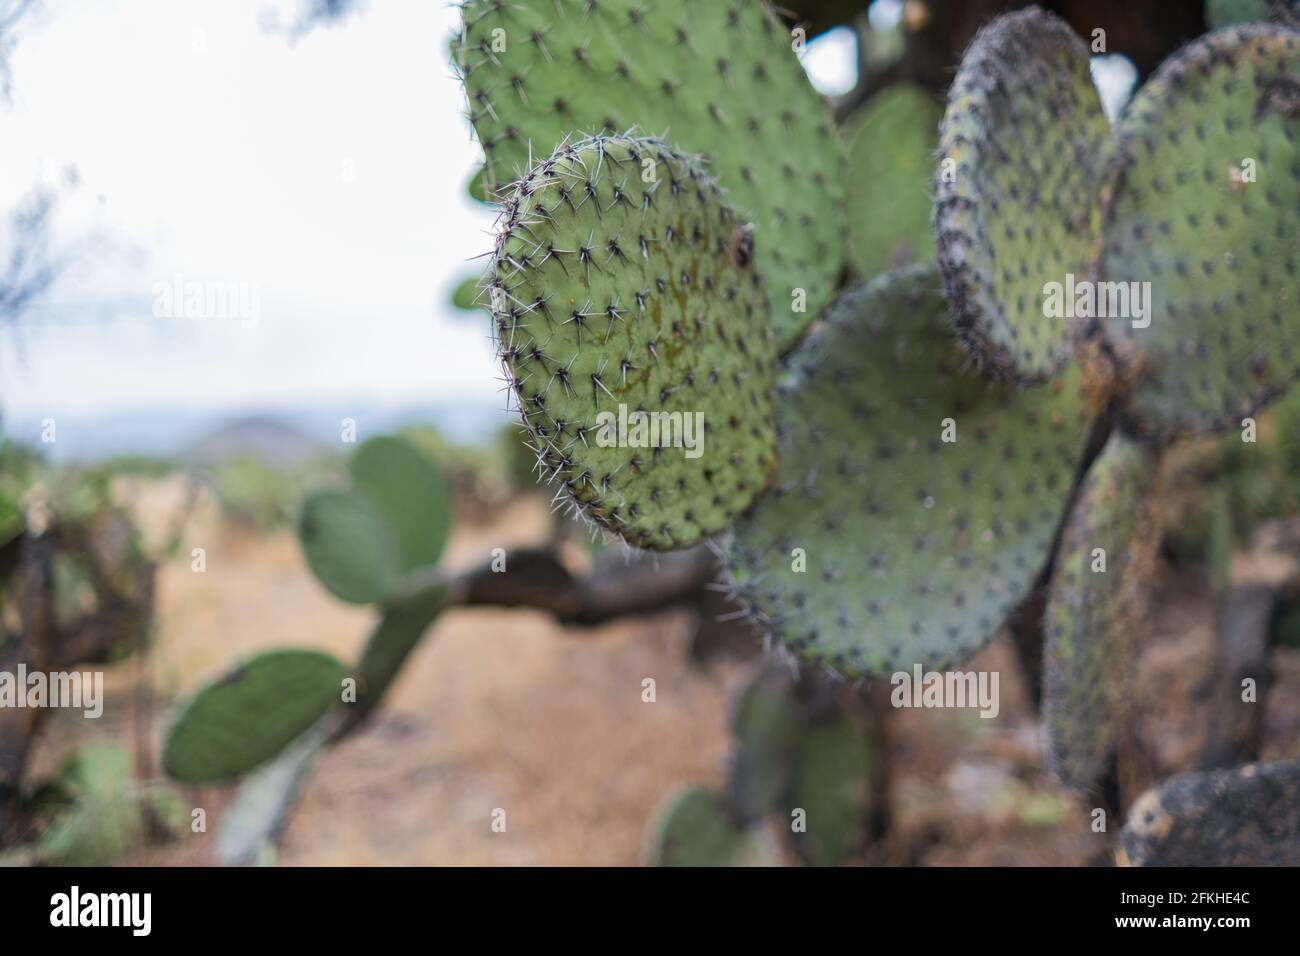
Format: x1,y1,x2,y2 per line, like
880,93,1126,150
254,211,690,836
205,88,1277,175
1043,435,1157,791
727,266,1096,675
452,275,484,312
1099,24,1300,440
844,84,943,278
726,667,801,822
299,435,451,603
215,721,332,866
455,0,846,349
162,649,347,784
490,134,778,551
785,714,874,867
349,436,451,572
351,585,445,723
934,7,1114,381
163,434,457,859
1121,758,1300,865
644,785,753,866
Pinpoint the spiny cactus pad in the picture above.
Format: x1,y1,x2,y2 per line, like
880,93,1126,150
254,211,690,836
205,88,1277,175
934,8,1114,380
844,84,943,278
785,715,874,867
1043,435,1156,791
162,649,347,784
1121,759,1300,865
726,666,802,822
456,0,845,348
491,134,778,550
728,267,1095,675
1099,24,1300,440
644,785,748,866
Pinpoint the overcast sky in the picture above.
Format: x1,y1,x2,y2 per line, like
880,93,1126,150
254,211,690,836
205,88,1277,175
0,0,502,433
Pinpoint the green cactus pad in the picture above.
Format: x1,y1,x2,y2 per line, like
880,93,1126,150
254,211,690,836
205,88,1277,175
1043,436,1156,791
726,666,802,822
934,8,1114,381
452,275,483,312
349,436,452,574
467,166,491,204
351,584,445,722
844,84,942,278
1206,0,1272,29
162,649,347,784
1099,24,1300,440
1122,759,1300,865
785,715,874,867
298,489,400,604
456,0,845,349
644,785,748,867
727,266,1095,675
299,436,452,603
491,134,778,550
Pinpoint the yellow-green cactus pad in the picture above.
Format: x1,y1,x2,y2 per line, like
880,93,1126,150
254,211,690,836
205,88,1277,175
490,134,778,550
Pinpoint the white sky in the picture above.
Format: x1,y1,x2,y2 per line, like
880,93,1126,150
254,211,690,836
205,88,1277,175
0,0,499,427
0,1,869,444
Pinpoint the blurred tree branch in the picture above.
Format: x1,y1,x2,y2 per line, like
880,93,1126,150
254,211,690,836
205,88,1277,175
451,545,721,626
0,0,36,104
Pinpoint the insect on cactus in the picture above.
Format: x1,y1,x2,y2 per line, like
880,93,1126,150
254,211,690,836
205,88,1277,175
457,0,1300,863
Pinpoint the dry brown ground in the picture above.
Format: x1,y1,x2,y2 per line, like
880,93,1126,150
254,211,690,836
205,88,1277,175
21,477,1300,866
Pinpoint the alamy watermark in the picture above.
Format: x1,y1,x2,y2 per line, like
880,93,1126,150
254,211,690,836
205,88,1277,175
1042,273,1151,329
594,403,705,459
890,665,1000,719
50,886,150,936
0,664,103,718
152,273,260,328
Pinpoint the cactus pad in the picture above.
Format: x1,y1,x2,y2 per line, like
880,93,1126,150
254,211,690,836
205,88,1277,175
1206,0,1273,29
727,267,1095,675
1043,436,1156,791
726,666,802,822
785,714,874,867
1099,24,1300,439
456,0,846,349
934,8,1114,380
452,275,484,312
644,785,747,867
298,490,400,604
844,84,942,278
491,134,778,550
215,721,332,866
348,436,452,574
163,649,347,784
300,436,452,603
352,584,445,722
1121,759,1300,865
